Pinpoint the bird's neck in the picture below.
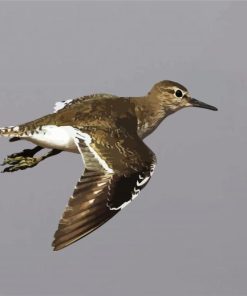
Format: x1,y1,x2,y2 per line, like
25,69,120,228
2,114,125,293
131,95,171,139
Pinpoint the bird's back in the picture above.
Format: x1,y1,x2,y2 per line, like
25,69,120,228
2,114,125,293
17,94,137,135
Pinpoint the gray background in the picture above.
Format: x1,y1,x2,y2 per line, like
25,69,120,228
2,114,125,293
0,1,246,296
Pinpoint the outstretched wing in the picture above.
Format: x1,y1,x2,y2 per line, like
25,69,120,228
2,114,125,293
52,128,156,251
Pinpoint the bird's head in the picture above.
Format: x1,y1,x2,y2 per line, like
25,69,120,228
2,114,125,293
149,80,217,114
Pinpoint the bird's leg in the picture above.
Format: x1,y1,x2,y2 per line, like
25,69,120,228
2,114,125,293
38,149,62,162
1,146,62,173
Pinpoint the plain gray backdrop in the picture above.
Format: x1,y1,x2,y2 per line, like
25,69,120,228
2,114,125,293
0,1,246,296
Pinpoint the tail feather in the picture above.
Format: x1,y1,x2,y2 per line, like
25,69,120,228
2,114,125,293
0,126,20,138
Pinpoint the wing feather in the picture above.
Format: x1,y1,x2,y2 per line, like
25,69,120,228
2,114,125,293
52,127,156,251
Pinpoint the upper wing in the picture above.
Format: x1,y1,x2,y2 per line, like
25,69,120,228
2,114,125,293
52,128,156,251
53,93,118,113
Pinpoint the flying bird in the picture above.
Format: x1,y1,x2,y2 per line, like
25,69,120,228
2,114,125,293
0,80,217,251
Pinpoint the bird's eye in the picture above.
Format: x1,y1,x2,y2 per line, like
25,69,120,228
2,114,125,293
175,89,183,98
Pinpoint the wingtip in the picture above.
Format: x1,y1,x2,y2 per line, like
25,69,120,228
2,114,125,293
52,241,63,252
53,246,60,252
52,237,71,251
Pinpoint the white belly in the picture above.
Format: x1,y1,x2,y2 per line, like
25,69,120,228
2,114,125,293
27,125,78,152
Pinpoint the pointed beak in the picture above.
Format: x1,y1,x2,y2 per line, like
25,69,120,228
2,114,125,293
189,98,218,111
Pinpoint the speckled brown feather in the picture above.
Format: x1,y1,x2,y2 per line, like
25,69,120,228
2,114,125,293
52,125,156,250
0,80,217,251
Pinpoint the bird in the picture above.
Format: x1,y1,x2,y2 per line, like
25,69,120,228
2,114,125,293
0,80,217,251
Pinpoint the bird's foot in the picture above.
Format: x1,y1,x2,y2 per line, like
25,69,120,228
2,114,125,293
1,147,43,173
1,154,41,173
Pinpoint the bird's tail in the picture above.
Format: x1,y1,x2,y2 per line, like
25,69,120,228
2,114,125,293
0,126,20,138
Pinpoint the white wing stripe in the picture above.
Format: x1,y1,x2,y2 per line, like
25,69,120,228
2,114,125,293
75,130,114,174
109,163,155,211
110,200,131,211
136,175,150,187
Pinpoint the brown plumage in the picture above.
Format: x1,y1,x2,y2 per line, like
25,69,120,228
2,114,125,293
0,80,217,250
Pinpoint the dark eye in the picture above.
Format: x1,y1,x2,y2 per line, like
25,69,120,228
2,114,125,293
175,90,183,98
